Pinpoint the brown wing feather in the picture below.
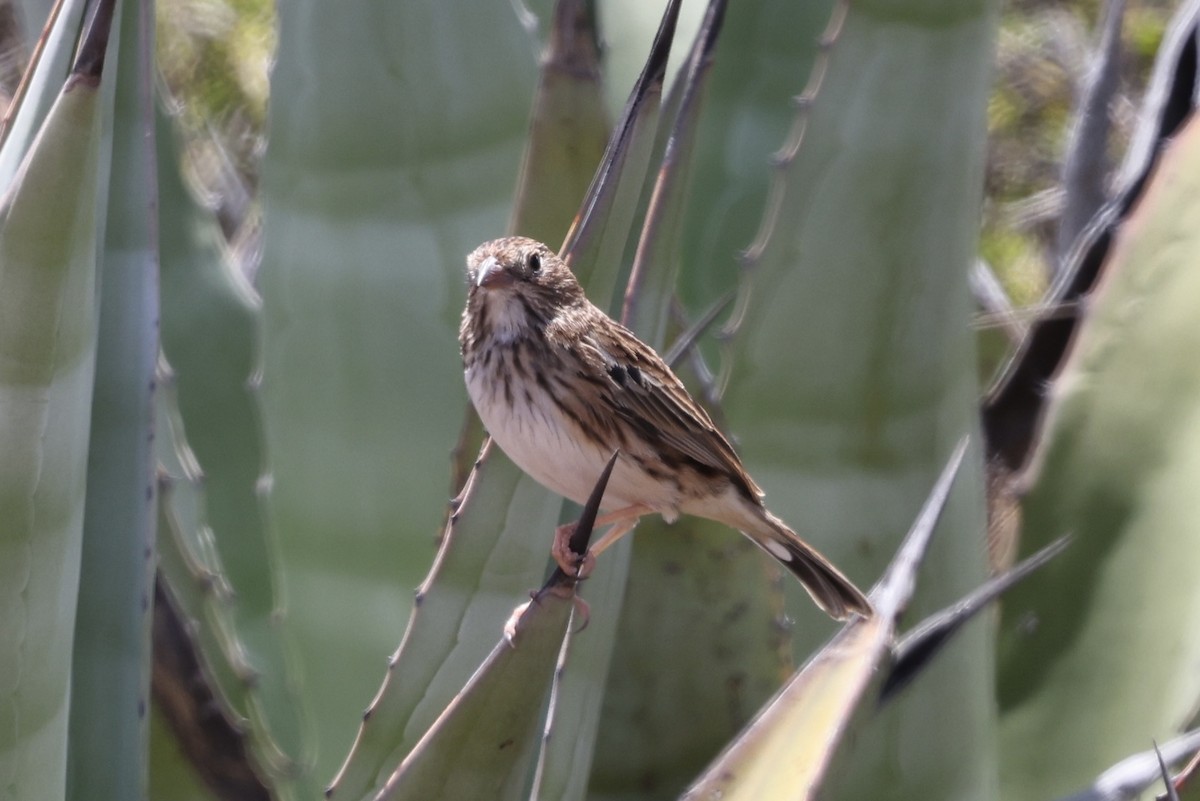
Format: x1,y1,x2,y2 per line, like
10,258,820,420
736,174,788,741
558,309,764,501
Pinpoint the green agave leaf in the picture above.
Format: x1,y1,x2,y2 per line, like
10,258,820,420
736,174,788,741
154,102,310,796
157,354,307,797
150,579,273,801
0,20,112,801
880,535,1069,704
66,1,156,798
621,0,725,345
155,361,258,736
376,454,615,801
327,442,562,800
0,0,88,185
508,0,609,250
714,0,996,798
1053,729,1200,801
375,588,575,801
683,440,966,800
670,0,836,310
997,113,1200,799
560,0,680,299
257,2,539,784
11,0,59,50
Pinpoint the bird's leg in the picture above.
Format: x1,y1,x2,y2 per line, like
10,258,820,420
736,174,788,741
552,505,650,578
588,516,642,557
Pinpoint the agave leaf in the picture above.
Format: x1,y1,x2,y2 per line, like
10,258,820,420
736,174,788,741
0,0,86,172
1157,742,1183,801
996,113,1200,798
682,440,967,800
1055,0,1124,270
508,0,609,249
150,580,270,801
66,1,156,797
153,102,311,795
156,360,308,798
375,455,614,801
327,441,562,800
0,10,112,798
709,0,996,797
669,0,836,310
1053,729,1200,801
154,362,257,730
560,0,680,299
375,591,574,801
11,0,59,49
879,535,1069,704
257,2,539,783
621,0,726,344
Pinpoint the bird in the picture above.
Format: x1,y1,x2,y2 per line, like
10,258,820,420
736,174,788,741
459,236,871,620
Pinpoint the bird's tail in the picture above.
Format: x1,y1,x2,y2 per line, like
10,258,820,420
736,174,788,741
744,509,872,621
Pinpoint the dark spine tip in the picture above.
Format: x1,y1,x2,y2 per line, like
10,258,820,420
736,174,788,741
71,0,117,79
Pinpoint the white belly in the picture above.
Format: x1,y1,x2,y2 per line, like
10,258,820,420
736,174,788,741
465,363,681,517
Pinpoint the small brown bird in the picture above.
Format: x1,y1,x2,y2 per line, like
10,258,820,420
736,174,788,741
459,236,871,620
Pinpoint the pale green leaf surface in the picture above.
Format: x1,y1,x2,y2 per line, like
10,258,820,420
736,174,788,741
66,1,156,798
12,0,59,49
508,0,609,249
375,588,575,801
560,0,679,302
327,443,561,800
155,367,310,801
531,542,631,801
1053,728,1200,801
157,103,311,791
0,76,103,801
0,0,88,187
683,440,966,800
258,2,538,784
155,411,255,727
673,0,835,310
717,1,997,799
997,114,1200,799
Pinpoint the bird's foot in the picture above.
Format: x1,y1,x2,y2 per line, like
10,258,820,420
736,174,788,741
552,521,595,579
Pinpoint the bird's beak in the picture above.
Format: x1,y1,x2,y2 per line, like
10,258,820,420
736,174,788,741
474,256,512,289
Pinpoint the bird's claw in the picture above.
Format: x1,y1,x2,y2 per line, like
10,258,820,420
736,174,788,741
571,596,590,633
552,521,595,579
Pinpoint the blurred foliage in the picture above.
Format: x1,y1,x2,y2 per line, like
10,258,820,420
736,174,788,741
157,0,272,161
982,0,1172,302
156,0,273,239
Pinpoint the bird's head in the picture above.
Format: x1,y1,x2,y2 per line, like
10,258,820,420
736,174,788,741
464,237,584,342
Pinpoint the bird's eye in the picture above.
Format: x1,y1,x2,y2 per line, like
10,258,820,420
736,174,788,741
527,251,542,274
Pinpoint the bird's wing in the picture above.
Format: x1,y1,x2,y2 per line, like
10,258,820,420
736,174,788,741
579,319,764,501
